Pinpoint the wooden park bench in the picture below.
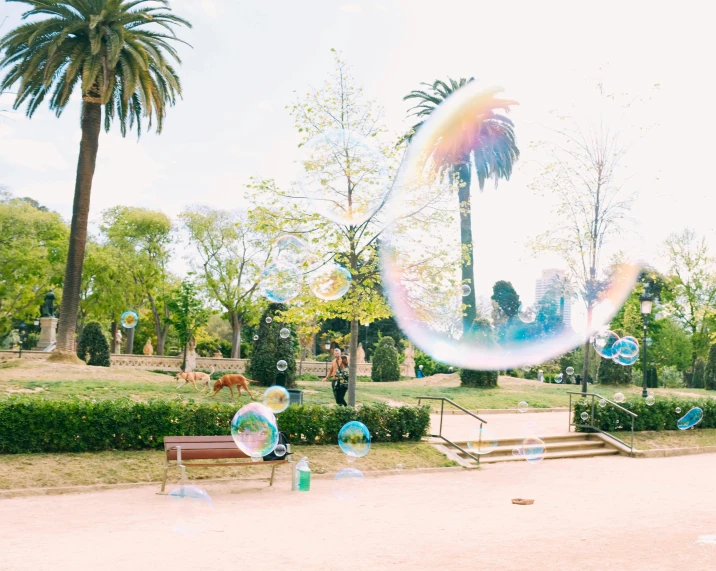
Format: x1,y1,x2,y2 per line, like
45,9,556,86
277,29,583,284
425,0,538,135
160,435,290,493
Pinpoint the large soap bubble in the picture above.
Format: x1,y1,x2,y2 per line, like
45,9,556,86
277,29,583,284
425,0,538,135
263,385,290,414
274,235,308,266
297,129,391,225
593,330,621,358
380,82,640,371
338,421,371,458
332,467,365,502
259,262,302,303
308,263,352,300
120,310,139,329
230,402,279,459
167,485,213,535
466,426,498,454
677,407,703,430
522,436,546,463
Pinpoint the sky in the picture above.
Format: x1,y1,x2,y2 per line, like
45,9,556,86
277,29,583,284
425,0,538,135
1,0,715,309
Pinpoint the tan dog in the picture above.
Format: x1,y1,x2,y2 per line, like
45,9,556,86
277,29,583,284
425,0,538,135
211,374,254,400
175,366,215,391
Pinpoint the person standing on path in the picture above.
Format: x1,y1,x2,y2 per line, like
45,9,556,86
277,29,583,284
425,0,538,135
323,348,349,406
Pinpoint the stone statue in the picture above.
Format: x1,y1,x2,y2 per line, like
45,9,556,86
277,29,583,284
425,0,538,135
143,339,153,356
184,336,197,372
356,343,366,363
114,328,123,352
402,342,416,378
40,291,56,317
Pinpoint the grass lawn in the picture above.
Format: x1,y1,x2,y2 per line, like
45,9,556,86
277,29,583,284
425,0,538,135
0,442,455,490
628,428,716,450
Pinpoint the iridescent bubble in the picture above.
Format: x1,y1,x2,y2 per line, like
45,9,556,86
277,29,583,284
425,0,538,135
461,284,471,297
274,444,287,457
645,395,655,406
613,350,639,366
259,263,302,304
512,447,523,457
297,129,391,225
566,366,574,376
263,385,290,413
230,402,279,458
518,401,528,413
675,407,681,414
599,399,607,408
266,316,273,324
522,436,546,463
338,421,371,458
614,335,640,358
677,407,703,430
279,327,290,339
646,337,653,347
274,235,308,266
395,463,404,471
346,455,356,464
332,467,365,502
522,365,531,372
580,412,589,422
276,360,288,372
593,330,621,358
466,426,499,454
614,392,626,404
554,373,563,384
308,263,352,300
518,304,536,324
167,485,213,535
120,310,138,329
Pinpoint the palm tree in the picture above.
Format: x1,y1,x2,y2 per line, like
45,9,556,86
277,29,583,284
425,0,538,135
0,0,190,356
404,78,519,334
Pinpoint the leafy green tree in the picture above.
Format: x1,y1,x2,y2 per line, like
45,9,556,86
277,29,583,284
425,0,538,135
705,345,716,391
0,0,190,356
180,207,270,358
76,321,110,367
371,336,400,382
0,192,68,339
404,78,519,333
247,304,296,388
101,207,174,354
693,358,706,389
649,318,692,373
491,280,520,328
165,279,210,370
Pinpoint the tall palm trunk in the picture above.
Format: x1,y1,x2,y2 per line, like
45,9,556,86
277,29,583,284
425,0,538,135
56,100,102,354
457,162,476,335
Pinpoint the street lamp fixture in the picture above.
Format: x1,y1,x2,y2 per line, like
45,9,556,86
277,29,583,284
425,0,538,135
324,340,331,376
639,291,653,398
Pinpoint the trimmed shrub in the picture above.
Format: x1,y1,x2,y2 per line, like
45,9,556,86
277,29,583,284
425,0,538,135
76,321,110,367
371,336,400,382
0,399,430,453
693,358,706,389
597,356,632,385
247,304,296,388
573,395,714,433
705,345,716,390
460,369,498,388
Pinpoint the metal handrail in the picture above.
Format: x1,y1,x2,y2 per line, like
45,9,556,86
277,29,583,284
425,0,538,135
417,396,487,467
567,391,638,456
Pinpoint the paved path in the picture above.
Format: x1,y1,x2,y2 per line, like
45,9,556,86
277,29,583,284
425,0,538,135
430,410,571,441
3,453,716,570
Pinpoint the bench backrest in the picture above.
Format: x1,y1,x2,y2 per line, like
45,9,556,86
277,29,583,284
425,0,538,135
164,435,249,461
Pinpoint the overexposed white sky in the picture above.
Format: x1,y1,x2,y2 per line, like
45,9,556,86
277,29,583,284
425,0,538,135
1,0,715,300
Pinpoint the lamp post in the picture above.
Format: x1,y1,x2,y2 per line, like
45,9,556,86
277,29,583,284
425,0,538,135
324,340,331,376
365,323,370,360
17,322,27,358
640,291,654,398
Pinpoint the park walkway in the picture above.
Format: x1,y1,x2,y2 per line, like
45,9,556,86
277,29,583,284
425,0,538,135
1,453,714,570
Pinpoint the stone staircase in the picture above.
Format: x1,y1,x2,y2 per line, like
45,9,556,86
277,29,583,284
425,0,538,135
433,433,621,469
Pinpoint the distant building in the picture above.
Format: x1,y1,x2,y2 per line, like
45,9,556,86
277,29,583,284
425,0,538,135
535,269,572,326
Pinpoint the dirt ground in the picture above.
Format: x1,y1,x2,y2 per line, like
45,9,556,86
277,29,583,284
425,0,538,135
0,359,172,382
2,453,716,570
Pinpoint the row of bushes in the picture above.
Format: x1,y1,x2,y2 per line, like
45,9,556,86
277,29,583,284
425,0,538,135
573,395,713,432
0,398,430,454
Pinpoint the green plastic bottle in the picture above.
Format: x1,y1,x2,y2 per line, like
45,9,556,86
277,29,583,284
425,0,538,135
297,457,311,492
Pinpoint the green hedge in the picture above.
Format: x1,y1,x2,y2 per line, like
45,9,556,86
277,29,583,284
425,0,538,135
460,369,498,388
573,395,714,432
0,398,430,453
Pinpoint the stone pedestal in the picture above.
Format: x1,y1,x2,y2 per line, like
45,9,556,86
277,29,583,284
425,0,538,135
36,317,58,350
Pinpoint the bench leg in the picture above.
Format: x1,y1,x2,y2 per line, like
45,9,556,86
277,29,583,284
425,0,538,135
157,464,169,495
269,464,277,487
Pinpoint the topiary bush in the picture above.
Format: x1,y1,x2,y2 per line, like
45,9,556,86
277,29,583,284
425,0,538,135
76,321,110,367
0,399,430,453
371,336,400,382
573,395,714,433
247,303,296,388
460,369,498,388
597,355,632,385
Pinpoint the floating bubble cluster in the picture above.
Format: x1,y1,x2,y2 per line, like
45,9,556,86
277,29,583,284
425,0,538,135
167,485,213,535
259,262,302,304
308,263,352,300
230,402,279,459
297,129,391,226
120,310,138,329
467,426,499,455
263,385,290,414
379,82,640,371
338,421,371,458
677,407,703,430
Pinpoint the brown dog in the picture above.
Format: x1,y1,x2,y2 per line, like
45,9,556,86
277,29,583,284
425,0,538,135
175,366,215,391
211,374,254,400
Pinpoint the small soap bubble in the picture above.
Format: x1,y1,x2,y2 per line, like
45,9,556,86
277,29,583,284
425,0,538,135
120,310,139,329
461,284,471,297
309,263,352,300
599,399,607,408
580,412,589,422
518,401,528,413
167,485,213,535
675,407,681,414
253,335,259,341
263,385,290,413
645,395,655,406
274,444,287,457
517,304,536,324
266,316,273,324
522,436,546,463
566,366,574,376
276,360,288,372
467,426,499,455
279,327,290,339
332,467,365,502
614,392,625,404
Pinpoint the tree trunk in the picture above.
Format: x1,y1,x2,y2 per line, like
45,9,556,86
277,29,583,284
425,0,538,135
56,100,102,354
231,312,241,359
148,292,168,355
348,318,359,407
456,162,476,335
110,320,118,353
582,305,594,395
125,327,135,355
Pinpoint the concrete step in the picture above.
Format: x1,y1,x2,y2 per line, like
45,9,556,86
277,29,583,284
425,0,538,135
452,439,607,458
479,447,619,464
